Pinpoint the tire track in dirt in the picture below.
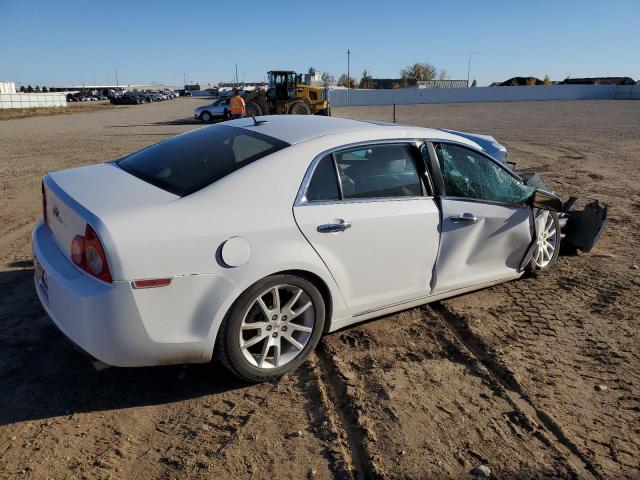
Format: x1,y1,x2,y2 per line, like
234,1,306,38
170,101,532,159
317,306,576,478
311,349,382,479
431,302,601,480
299,354,361,479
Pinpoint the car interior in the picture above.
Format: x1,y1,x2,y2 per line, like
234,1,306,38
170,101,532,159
335,144,423,199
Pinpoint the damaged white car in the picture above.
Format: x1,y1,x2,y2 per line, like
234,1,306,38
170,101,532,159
32,116,606,382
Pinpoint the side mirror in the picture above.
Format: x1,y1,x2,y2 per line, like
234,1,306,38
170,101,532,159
528,189,563,211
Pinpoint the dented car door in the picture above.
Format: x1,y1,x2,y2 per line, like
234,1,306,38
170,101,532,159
428,142,535,294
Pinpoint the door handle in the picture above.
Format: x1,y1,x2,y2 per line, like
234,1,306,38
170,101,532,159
317,219,352,233
450,213,479,224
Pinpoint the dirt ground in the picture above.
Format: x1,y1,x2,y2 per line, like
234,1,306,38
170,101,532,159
0,98,638,479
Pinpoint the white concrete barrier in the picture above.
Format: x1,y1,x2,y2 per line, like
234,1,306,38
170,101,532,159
0,92,67,109
327,85,639,106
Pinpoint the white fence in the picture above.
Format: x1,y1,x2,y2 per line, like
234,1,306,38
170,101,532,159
0,92,67,109
327,84,640,106
614,84,640,100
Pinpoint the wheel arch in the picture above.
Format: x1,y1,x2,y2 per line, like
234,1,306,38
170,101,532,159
272,269,333,333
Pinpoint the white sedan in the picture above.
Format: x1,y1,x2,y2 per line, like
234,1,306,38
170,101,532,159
33,115,563,382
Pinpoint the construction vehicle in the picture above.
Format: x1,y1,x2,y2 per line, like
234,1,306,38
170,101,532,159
242,71,330,117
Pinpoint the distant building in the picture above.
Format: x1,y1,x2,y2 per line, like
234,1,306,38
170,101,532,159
417,79,469,88
0,81,16,94
492,77,544,86
561,77,635,86
371,78,416,89
302,67,322,85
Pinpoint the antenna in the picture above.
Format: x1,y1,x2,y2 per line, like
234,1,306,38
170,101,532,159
251,115,268,126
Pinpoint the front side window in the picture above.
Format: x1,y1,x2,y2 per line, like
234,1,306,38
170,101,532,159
118,125,289,196
435,143,533,204
334,144,423,199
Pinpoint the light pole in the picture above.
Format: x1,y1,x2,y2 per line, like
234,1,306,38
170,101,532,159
467,51,478,86
347,49,350,89
114,68,119,89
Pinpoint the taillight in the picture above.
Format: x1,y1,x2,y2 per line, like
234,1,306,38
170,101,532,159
69,225,113,283
42,181,48,224
71,235,85,267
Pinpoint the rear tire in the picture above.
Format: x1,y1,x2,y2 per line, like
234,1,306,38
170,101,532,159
289,101,311,115
526,210,560,275
215,274,325,382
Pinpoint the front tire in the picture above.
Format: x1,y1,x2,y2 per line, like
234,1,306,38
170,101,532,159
215,274,325,382
526,210,560,275
200,111,212,123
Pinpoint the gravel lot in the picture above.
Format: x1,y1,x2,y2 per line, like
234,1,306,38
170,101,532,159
1,98,638,479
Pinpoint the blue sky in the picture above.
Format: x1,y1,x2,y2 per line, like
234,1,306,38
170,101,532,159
1,0,638,87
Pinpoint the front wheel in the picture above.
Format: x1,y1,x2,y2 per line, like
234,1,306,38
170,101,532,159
215,275,325,382
200,111,212,123
526,210,560,275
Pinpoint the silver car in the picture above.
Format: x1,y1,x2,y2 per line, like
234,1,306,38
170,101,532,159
194,99,231,123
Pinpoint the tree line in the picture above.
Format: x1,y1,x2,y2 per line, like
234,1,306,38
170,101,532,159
321,62,452,88
19,85,50,93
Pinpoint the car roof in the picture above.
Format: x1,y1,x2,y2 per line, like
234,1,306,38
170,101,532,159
224,115,479,147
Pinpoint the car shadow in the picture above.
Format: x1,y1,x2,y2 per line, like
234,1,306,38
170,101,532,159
0,267,249,427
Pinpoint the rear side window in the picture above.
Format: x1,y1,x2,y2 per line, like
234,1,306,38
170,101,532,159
306,155,340,202
117,125,289,196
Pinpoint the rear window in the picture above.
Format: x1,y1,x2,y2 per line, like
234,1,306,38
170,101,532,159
117,125,289,196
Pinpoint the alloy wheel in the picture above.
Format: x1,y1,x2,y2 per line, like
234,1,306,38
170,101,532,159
533,210,557,268
239,284,315,369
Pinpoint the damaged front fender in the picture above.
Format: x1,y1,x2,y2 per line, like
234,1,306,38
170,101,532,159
520,172,607,253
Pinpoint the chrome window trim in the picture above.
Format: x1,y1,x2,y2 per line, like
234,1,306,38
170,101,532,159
297,196,435,207
295,138,429,206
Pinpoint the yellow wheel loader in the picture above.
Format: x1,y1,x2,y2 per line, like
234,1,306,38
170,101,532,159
243,71,330,117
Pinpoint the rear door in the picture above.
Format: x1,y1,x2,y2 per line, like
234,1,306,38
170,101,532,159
293,142,440,315
428,142,534,294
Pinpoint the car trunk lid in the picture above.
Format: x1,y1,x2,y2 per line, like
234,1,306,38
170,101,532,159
44,163,178,259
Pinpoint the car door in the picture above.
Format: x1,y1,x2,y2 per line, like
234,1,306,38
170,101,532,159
428,142,535,294
293,142,440,315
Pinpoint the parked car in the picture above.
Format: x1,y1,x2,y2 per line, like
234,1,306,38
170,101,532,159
109,94,142,105
33,116,604,382
194,98,231,122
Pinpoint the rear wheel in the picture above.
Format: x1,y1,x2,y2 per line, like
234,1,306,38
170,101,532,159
245,101,263,117
289,101,311,115
200,111,212,123
527,210,560,275
215,274,325,382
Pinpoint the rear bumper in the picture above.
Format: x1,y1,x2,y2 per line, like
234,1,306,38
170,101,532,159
32,221,234,367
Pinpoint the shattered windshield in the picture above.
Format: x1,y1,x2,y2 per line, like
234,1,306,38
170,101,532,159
435,143,533,204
